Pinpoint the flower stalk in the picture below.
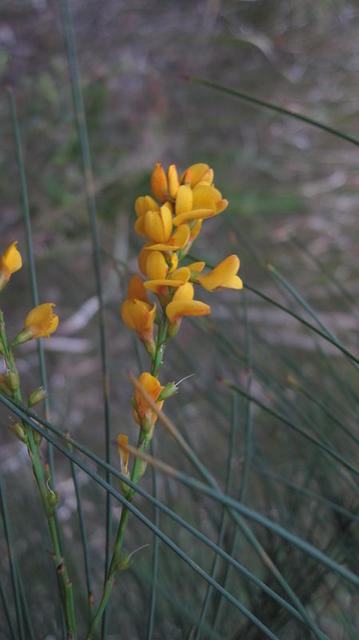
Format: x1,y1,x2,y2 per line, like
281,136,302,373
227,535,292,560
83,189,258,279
86,161,242,637
0,243,76,640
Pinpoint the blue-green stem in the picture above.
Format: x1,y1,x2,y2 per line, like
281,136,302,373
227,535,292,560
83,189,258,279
0,310,77,639
86,313,168,638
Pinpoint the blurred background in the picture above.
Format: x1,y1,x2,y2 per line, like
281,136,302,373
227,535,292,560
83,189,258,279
0,1,359,638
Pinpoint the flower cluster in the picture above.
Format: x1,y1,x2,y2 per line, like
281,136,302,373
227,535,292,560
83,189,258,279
121,161,243,350
118,162,243,481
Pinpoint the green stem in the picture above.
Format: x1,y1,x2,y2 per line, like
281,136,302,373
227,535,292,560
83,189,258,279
0,310,77,639
86,313,168,638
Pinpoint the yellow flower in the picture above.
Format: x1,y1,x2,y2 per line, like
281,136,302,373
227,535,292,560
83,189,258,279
135,195,160,217
180,163,214,187
151,163,169,202
144,267,190,295
25,303,59,338
175,185,193,216
173,183,227,226
138,249,169,280
166,283,210,324
121,276,156,344
0,242,22,291
145,224,190,252
133,372,164,426
196,255,243,291
117,434,130,474
128,275,151,302
13,303,59,346
143,203,173,243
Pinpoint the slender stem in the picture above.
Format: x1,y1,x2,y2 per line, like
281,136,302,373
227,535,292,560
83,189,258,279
0,310,77,639
86,313,169,638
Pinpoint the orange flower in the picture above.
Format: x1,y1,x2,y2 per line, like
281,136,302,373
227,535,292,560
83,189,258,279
166,283,210,324
173,183,227,226
142,203,173,243
121,276,156,344
151,163,169,202
0,242,22,291
133,372,164,426
13,303,59,346
144,267,190,295
196,255,243,291
117,434,130,474
138,249,169,280
180,163,214,187
144,225,190,252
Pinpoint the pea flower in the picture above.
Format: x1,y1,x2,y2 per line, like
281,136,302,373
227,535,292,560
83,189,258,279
144,266,190,296
166,283,210,324
121,276,156,350
0,242,22,292
13,303,59,346
151,162,169,202
180,163,214,187
117,434,130,475
133,372,164,428
196,255,243,291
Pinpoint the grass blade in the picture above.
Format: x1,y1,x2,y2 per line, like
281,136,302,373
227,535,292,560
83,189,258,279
186,76,359,148
59,3,113,635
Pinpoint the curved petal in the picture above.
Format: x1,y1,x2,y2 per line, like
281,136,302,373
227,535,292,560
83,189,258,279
168,164,179,199
173,208,217,226
186,261,205,274
172,282,194,302
166,300,211,323
180,163,213,187
135,195,159,217
192,184,222,210
134,215,147,237
128,275,150,302
144,251,168,279
171,267,190,281
151,163,168,202
144,278,188,294
197,255,241,291
145,224,190,251
175,185,193,215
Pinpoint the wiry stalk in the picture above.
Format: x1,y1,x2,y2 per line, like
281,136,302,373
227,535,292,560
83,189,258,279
86,315,169,638
0,311,77,639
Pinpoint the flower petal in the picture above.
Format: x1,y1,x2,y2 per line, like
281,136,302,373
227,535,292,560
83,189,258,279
24,303,59,338
135,195,159,218
168,164,179,199
175,185,193,216
197,255,242,291
151,163,168,202
166,300,210,323
145,224,191,251
128,275,150,303
173,208,217,226
172,282,194,302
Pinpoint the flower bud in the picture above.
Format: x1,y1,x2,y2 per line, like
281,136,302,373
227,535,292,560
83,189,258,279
9,421,26,442
28,386,47,408
47,490,58,508
117,553,131,572
159,381,178,400
4,370,20,393
150,163,168,202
